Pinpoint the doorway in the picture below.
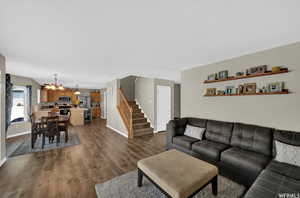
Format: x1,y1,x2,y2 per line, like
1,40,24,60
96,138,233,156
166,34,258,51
156,85,171,132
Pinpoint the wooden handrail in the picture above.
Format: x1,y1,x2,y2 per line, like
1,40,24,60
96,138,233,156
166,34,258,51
118,89,133,113
117,88,133,138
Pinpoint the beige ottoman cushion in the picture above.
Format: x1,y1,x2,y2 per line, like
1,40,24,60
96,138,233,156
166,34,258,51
138,149,218,198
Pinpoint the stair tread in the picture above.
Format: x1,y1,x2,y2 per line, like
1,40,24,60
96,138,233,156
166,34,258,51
133,122,149,126
134,127,153,132
133,117,145,120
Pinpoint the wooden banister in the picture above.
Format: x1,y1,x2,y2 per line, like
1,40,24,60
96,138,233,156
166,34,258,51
117,88,133,138
118,89,133,113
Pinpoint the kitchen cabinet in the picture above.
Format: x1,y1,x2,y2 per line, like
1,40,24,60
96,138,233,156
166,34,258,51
90,91,101,103
41,88,77,103
92,107,101,118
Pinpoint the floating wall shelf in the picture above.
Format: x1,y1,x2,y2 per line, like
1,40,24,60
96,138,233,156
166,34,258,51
204,90,290,97
204,70,289,84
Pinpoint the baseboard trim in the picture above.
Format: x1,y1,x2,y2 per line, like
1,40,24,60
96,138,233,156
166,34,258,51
6,131,31,139
106,125,128,138
0,157,7,167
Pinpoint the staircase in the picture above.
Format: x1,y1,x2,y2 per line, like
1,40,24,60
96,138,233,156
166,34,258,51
129,101,154,137
117,88,153,138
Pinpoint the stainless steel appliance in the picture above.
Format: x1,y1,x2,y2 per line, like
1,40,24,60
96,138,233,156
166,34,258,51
58,96,71,103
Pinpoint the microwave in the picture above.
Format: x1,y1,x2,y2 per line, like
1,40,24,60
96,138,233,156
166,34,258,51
58,96,71,103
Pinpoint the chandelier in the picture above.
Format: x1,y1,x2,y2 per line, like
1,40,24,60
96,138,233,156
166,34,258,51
44,74,64,90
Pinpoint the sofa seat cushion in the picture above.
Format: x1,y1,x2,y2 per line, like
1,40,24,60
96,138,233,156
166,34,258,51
192,140,230,161
173,136,200,150
221,148,271,178
244,169,300,198
267,160,300,180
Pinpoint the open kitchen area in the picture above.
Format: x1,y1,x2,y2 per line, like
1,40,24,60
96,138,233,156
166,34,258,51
36,87,104,126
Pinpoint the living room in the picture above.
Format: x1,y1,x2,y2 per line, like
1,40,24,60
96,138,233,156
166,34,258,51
1,1,300,198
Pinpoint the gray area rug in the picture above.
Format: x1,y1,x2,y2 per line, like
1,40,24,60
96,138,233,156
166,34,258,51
8,132,80,158
95,170,246,198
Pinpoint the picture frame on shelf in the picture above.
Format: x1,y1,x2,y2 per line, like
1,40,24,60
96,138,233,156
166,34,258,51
225,86,235,95
244,83,257,94
246,65,267,75
207,73,217,81
236,72,244,77
205,88,216,96
238,85,244,95
267,82,284,93
218,70,229,80
217,90,225,95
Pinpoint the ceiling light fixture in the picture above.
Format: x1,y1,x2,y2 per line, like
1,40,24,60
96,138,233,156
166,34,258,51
44,74,64,90
74,84,81,95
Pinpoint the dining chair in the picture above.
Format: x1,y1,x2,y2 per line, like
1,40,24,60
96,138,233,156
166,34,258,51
29,113,42,149
41,116,60,149
58,111,71,143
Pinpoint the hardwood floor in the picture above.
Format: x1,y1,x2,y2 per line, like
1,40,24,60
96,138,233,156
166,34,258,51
0,119,166,198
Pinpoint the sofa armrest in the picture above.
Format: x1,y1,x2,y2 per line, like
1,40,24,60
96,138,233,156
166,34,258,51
166,118,187,149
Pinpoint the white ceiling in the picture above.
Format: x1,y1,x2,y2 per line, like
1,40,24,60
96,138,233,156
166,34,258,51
1,0,300,88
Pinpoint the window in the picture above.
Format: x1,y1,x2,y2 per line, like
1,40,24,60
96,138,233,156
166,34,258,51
11,86,27,123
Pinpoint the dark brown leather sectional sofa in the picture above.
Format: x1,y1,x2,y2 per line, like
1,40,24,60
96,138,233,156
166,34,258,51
166,117,300,197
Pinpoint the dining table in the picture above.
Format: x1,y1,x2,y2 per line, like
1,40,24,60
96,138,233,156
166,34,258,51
31,114,70,148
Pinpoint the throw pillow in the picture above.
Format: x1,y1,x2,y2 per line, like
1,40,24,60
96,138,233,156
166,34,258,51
275,140,300,167
184,125,205,140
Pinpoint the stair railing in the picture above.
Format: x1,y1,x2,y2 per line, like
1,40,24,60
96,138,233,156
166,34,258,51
117,88,133,138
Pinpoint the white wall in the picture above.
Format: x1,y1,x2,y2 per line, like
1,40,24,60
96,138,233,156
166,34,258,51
0,54,6,165
106,79,128,137
181,42,300,132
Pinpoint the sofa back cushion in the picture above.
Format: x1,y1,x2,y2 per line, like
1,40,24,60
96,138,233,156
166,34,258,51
274,129,300,146
205,120,233,145
231,123,273,156
173,118,188,136
186,117,207,128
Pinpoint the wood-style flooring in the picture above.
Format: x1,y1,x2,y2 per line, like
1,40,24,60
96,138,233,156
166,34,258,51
0,119,166,198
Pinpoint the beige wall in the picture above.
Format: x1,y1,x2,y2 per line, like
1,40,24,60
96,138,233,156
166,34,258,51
7,75,41,138
181,42,300,132
106,79,128,136
0,54,6,163
135,77,155,127
135,77,180,131
120,75,136,101
174,84,181,118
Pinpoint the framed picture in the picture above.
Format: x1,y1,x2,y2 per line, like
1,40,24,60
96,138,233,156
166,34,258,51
206,88,216,96
267,82,284,93
236,72,244,77
246,65,267,75
238,85,244,95
207,73,217,81
225,86,235,95
244,83,257,94
218,70,228,80
217,90,225,95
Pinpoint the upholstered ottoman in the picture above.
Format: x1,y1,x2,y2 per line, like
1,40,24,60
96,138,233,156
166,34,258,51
137,149,218,198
